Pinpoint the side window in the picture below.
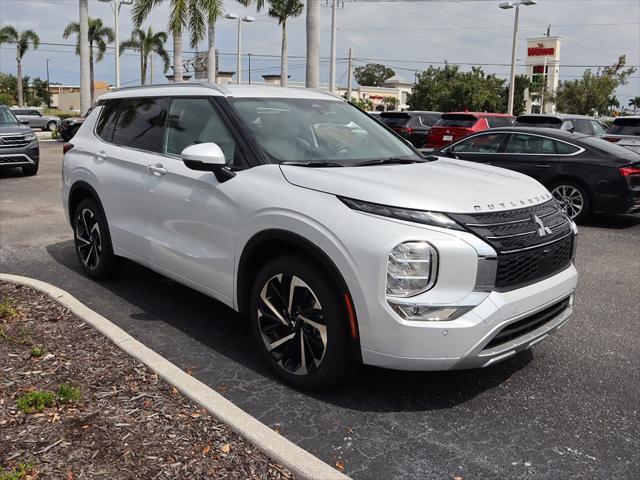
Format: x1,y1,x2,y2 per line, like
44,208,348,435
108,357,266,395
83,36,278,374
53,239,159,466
591,121,606,136
112,97,169,152
451,133,508,153
554,141,580,155
505,133,555,154
96,100,123,142
30,110,41,117
165,98,237,166
572,119,593,135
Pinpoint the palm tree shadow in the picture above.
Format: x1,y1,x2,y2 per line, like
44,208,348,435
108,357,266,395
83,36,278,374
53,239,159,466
45,239,532,413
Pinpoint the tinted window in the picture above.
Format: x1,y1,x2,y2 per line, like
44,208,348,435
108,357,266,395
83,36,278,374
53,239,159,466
514,116,562,128
555,141,580,155
13,109,26,116
0,106,19,125
112,97,169,152
608,118,640,136
436,114,477,128
165,98,237,166
96,100,123,142
379,113,411,128
29,110,41,116
451,133,508,153
505,133,554,154
487,116,514,128
572,119,594,135
591,121,606,136
419,113,441,127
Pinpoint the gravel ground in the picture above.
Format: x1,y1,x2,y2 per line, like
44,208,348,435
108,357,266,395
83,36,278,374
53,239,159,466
0,281,295,480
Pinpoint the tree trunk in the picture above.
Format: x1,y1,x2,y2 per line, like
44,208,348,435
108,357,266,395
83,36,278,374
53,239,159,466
89,48,95,104
173,31,183,83
281,21,287,87
16,54,24,107
79,0,91,114
305,0,320,88
207,22,216,83
142,53,148,86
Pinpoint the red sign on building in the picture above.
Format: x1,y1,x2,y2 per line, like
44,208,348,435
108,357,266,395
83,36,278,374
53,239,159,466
528,43,555,57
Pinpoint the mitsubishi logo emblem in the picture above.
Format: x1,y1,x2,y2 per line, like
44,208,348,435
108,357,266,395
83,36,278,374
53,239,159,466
532,214,552,238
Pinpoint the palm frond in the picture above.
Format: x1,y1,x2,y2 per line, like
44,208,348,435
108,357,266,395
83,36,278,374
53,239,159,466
188,0,206,48
0,25,19,43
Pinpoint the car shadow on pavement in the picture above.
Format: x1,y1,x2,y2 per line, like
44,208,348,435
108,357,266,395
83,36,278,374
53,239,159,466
46,239,532,412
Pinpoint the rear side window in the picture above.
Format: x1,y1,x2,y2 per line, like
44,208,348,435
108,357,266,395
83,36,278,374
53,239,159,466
514,116,562,128
555,141,580,155
608,118,640,136
436,114,477,128
96,100,123,142
451,133,508,153
487,117,514,128
112,97,170,152
165,97,237,166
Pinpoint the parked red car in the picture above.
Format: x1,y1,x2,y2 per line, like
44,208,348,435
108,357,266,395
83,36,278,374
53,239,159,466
426,112,514,148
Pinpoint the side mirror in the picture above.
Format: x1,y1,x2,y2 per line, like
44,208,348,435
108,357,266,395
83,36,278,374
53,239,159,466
20,119,30,125
181,143,235,182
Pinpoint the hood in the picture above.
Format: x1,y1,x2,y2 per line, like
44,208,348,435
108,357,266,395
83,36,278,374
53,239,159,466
280,158,552,214
0,124,33,135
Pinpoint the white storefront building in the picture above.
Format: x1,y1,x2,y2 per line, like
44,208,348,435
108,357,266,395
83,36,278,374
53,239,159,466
524,36,562,114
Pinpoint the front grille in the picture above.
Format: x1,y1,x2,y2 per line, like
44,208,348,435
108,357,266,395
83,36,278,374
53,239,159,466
0,155,30,164
0,134,29,148
450,199,574,290
484,297,570,349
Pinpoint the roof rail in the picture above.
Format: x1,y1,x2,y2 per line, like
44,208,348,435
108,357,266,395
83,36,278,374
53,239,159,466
114,82,231,96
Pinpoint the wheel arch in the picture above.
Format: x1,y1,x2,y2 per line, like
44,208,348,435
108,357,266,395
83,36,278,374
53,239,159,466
236,229,362,355
68,181,107,227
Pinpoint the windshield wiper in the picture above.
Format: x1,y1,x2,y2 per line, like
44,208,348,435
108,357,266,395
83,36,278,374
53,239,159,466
354,157,427,167
281,160,345,168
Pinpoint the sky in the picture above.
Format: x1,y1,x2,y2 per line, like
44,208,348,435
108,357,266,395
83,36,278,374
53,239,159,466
0,0,638,105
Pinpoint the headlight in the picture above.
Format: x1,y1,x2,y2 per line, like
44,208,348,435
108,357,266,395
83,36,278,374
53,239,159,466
387,241,438,297
339,197,463,230
24,132,36,141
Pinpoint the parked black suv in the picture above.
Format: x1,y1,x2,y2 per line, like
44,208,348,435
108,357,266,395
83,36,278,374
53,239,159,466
514,114,607,136
0,104,39,176
379,111,441,147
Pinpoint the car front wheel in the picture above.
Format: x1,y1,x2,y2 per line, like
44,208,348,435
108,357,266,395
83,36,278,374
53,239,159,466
249,255,355,389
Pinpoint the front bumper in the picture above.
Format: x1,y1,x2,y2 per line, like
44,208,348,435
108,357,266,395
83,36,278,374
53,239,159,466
0,141,39,168
361,264,577,370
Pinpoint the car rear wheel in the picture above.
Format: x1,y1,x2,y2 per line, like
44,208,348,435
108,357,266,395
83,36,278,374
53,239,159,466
46,121,58,131
551,181,590,223
249,255,355,389
73,198,124,279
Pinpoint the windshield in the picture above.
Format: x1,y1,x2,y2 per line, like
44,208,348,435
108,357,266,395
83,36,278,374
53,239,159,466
230,98,420,165
0,106,19,125
435,114,477,128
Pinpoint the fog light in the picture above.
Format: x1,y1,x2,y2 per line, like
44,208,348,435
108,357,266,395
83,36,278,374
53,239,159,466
389,302,472,322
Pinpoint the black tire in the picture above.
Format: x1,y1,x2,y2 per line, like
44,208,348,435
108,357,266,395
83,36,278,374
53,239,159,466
249,254,355,389
73,198,125,279
46,121,57,132
550,181,591,223
22,164,38,176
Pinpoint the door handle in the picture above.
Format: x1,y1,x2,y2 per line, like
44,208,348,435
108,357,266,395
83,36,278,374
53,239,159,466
95,151,108,161
535,164,550,169
147,164,167,176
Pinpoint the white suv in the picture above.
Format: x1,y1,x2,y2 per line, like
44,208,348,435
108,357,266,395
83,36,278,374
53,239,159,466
62,84,578,389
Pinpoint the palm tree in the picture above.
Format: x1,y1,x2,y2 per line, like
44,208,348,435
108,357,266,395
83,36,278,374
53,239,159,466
132,0,207,83
0,26,40,107
267,0,303,87
629,96,640,115
199,0,224,83
305,0,320,87
63,18,115,103
120,27,170,85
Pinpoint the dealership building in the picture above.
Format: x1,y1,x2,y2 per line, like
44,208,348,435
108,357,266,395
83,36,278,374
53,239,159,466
524,36,562,114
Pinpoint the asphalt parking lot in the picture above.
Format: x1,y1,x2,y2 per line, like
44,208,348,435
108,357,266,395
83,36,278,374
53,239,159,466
1,142,639,479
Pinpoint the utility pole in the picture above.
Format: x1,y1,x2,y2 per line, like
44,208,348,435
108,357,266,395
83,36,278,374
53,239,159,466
99,0,132,89
46,59,51,108
248,53,251,84
329,0,337,92
347,48,353,100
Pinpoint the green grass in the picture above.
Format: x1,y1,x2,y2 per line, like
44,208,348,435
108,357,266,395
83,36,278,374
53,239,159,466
0,298,18,319
0,462,36,480
29,346,46,358
16,391,55,413
56,384,82,405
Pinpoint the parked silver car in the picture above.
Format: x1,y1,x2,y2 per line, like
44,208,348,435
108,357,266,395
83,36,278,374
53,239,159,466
602,116,640,153
10,108,60,131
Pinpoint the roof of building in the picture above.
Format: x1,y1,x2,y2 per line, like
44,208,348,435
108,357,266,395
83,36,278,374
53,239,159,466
383,74,412,86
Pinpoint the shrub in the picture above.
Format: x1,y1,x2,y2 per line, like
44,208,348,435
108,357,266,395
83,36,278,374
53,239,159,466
16,391,55,413
0,462,36,480
57,384,82,404
0,298,18,319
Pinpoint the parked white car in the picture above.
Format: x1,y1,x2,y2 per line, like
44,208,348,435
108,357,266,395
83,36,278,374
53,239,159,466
62,84,578,389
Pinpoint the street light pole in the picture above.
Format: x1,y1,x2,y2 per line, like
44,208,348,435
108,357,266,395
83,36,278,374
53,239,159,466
225,14,254,85
46,59,51,108
329,0,337,92
99,0,132,89
500,0,537,115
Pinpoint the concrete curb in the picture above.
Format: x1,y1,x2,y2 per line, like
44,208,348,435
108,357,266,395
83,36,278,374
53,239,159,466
0,273,350,480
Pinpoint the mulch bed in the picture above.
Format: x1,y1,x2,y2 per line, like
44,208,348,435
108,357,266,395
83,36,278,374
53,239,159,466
0,281,295,479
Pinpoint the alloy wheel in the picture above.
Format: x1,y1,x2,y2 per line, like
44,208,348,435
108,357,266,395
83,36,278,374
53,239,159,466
552,185,584,219
257,274,328,376
75,208,102,270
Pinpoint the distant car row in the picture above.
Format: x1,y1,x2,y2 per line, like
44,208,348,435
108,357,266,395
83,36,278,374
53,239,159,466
10,108,60,131
373,110,640,152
